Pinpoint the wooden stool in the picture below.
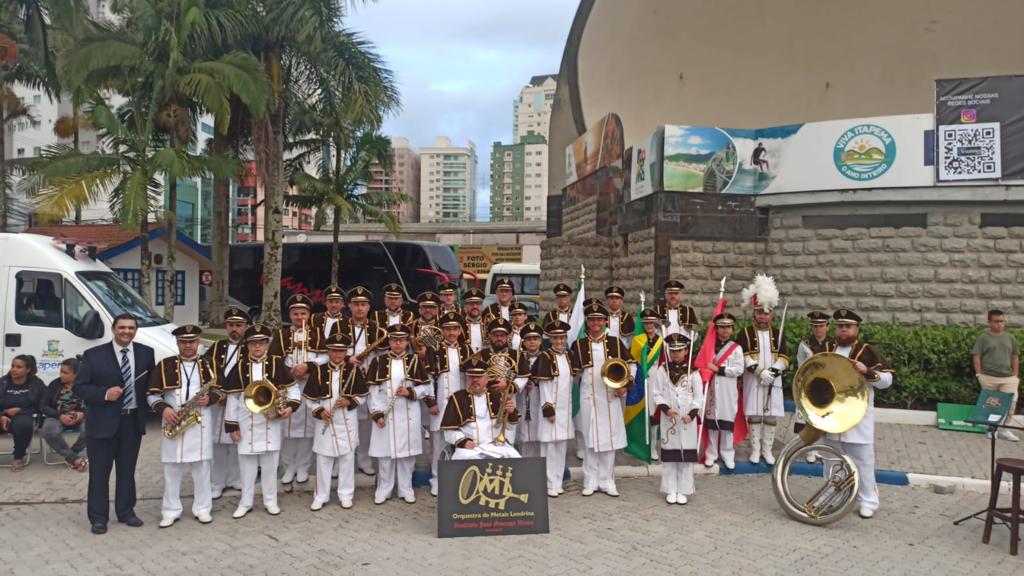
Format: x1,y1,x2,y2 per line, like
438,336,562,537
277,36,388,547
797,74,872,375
983,457,1024,555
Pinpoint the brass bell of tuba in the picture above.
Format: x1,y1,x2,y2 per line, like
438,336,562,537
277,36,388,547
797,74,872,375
771,352,869,525
244,380,286,419
601,357,630,389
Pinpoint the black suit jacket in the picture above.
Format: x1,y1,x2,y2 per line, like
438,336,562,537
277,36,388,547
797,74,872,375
74,341,156,439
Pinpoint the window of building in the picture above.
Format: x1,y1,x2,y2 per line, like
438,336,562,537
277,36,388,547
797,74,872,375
155,270,186,307
33,94,41,104
16,148,25,157
112,269,142,292
33,146,41,156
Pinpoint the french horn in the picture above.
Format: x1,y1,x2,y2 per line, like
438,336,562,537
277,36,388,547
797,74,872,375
771,352,869,525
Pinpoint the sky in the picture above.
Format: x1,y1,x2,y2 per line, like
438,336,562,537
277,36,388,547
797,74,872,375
347,0,578,220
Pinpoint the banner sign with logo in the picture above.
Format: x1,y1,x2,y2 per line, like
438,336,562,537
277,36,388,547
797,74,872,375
437,457,549,538
935,76,1024,182
630,127,662,201
454,245,524,276
661,114,934,195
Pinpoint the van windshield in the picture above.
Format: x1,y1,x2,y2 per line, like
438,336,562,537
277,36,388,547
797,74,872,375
76,271,169,328
489,274,540,296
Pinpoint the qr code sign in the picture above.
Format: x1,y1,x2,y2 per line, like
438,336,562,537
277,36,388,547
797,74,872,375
938,122,1001,181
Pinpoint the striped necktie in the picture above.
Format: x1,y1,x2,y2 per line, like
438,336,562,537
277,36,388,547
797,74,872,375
120,348,135,410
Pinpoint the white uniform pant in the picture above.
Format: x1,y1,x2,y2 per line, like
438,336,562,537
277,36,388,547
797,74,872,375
520,441,541,458
704,430,734,464
430,432,448,489
376,456,415,500
162,460,212,519
357,418,374,470
314,452,354,504
238,451,280,509
211,443,241,490
582,447,616,491
281,437,313,477
541,441,567,492
822,439,879,512
660,462,694,496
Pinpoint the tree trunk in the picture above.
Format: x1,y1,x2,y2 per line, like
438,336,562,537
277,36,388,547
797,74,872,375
73,103,81,225
332,204,341,281
209,129,231,328
164,175,177,321
257,101,285,327
139,218,152,304
0,101,7,233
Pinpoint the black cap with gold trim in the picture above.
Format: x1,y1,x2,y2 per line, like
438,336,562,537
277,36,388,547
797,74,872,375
582,297,603,309
387,324,411,338
417,291,440,306
713,313,737,327
437,281,458,295
604,286,625,298
287,293,313,310
807,311,830,325
347,286,372,303
440,311,465,328
325,332,353,350
663,279,684,293
665,333,691,351
383,283,403,298
510,302,529,315
487,317,512,334
463,288,485,303
464,355,488,377
172,324,203,340
585,300,608,318
553,283,572,296
520,322,543,338
323,284,345,300
640,308,663,323
544,320,571,336
833,308,862,325
224,306,250,323
244,323,273,342
494,277,515,293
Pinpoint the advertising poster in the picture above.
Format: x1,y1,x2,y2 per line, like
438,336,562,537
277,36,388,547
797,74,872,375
936,76,1024,181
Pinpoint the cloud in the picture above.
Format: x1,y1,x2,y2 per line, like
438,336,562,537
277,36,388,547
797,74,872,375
348,0,578,220
686,135,705,145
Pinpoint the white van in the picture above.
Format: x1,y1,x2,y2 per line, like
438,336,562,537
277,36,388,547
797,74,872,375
1,233,179,382
484,263,541,303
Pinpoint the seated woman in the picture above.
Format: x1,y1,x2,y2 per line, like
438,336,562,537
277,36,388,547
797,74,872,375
41,358,87,471
0,355,46,471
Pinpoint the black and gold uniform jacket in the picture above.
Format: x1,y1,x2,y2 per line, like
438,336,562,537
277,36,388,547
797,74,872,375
302,362,369,418
221,354,297,432
146,355,221,414
530,348,571,418
568,335,634,376
203,339,246,384
736,325,791,371
439,388,521,447
365,352,430,419
823,339,893,382
372,308,416,329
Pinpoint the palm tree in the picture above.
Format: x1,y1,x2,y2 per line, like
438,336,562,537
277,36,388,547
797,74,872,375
61,0,270,320
288,130,408,280
244,0,399,325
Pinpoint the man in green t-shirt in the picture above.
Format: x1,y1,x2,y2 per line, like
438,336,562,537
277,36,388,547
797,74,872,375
972,309,1021,441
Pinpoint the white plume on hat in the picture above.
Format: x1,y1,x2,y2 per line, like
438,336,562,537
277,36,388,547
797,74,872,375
741,274,779,313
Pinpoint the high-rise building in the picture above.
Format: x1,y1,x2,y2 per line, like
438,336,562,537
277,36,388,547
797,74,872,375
419,137,477,223
512,74,557,144
366,136,420,223
489,133,548,222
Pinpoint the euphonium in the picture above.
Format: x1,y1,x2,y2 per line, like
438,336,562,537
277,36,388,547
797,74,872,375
244,379,287,419
601,357,630,389
414,324,443,349
486,354,518,444
771,352,869,525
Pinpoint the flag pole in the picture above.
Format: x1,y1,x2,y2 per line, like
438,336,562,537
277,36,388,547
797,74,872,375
639,291,648,445
696,276,727,456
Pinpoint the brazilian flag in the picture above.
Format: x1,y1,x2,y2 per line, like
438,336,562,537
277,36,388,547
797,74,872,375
625,306,661,463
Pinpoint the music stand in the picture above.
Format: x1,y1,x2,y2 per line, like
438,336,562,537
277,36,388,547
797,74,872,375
953,389,1021,526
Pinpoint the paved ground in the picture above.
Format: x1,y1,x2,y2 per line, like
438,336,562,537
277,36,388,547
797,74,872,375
0,472,1017,575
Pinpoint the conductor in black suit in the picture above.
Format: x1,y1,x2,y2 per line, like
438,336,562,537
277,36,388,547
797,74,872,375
74,313,156,534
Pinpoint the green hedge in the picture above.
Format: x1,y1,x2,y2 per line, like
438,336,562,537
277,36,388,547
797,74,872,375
734,318,1023,411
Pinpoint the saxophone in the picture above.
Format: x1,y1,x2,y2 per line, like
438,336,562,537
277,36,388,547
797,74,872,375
163,364,213,439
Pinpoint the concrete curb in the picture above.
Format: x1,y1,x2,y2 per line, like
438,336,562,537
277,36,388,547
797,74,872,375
782,400,938,426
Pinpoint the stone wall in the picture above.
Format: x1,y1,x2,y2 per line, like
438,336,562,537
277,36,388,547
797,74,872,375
669,238,764,323
539,197,615,307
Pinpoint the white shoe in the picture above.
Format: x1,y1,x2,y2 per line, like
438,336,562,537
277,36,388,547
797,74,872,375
805,452,818,464
576,450,584,460
651,451,660,461
232,506,251,519
340,499,353,509
430,484,438,497
310,500,324,511
547,489,559,498
211,487,223,500
281,470,295,484
402,495,416,504
374,494,387,505
581,487,595,497
604,486,620,497
196,512,213,524
359,465,377,476
748,447,761,464
666,493,677,504
676,494,688,505
265,504,281,516
557,486,565,495
997,429,1020,442
859,506,875,519
704,457,716,468
296,470,309,483
987,431,995,440
159,516,177,528
722,454,736,470
763,451,776,466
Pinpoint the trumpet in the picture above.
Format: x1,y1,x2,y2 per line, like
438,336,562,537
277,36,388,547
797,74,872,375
243,380,288,419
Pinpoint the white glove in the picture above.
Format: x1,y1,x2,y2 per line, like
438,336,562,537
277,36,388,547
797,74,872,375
759,369,775,386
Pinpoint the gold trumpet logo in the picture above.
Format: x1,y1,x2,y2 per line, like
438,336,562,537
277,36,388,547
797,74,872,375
458,463,529,511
